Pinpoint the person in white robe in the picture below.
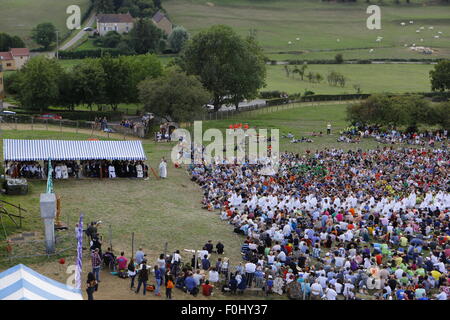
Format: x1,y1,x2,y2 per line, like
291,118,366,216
61,165,69,179
55,165,62,179
108,165,116,178
136,163,143,178
159,158,167,178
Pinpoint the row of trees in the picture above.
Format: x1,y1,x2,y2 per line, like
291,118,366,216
346,94,450,131
8,25,267,122
284,64,347,87
94,22,189,54
0,33,25,51
7,54,163,112
327,71,346,87
93,0,162,17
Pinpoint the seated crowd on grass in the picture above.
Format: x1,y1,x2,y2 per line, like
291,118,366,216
185,145,449,300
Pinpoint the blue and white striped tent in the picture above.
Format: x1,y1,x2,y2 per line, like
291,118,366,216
0,264,83,300
3,139,147,161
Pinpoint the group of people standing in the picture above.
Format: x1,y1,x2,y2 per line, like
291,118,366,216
5,160,151,180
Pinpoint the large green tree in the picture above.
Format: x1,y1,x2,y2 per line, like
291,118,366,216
168,26,189,53
138,69,209,122
181,25,267,111
0,33,25,51
16,56,63,112
430,60,450,92
57,71,80,110
127,18,163,54
346,94,435,131
127,53,163,102
31,22,57,50
72,59,107,110
93,0,115,13
99,55,133,110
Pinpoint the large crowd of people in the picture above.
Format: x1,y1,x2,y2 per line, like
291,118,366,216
340,126,448,147
184,146,449,300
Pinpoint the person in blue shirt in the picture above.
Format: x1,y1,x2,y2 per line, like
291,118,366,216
396,287,406,300
237,275,247,294
201,255,211,270
265,276,274,295
228,276,238,294
154,265,162,296
185,274,198,296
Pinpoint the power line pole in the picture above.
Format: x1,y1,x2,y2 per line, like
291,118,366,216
56,30,59,59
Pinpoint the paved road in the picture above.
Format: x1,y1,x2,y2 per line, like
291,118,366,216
31,13,97,58
60,13,96,51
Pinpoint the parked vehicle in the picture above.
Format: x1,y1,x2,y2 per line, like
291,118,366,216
0,110,16,115
35,113,63,120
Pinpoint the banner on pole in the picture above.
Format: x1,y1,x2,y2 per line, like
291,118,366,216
75,213,84,290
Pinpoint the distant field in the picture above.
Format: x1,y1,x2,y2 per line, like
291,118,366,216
0,0,90,47
265,63,434,94
164,0,450,60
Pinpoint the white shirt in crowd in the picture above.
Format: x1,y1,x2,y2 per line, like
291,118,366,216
245,262,256,273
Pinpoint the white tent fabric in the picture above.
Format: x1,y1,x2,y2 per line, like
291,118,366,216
3,139,147,161
0,264,83,300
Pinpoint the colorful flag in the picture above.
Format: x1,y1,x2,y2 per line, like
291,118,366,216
75,213,84,290
46,159,54,194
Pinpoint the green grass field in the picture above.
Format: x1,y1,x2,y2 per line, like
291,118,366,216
0,0,91,47
265,63,434,94
164,0,450,60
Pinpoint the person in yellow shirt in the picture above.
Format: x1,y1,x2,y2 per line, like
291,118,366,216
399,235,408,247
431,269,442,281
394,255,403,267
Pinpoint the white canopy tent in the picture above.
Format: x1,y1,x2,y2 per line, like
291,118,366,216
0,264,83,300
3,139,147,161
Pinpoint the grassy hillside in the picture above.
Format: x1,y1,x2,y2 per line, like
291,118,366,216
265,63,434,94
0,0,91,47
164,0,450,60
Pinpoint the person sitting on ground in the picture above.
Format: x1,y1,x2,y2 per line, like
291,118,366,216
216,241,225,255
102,247,115,268
202,280,214,297
202,255,211,271
185,272,198,296
117,252,128,277
205,240,214,253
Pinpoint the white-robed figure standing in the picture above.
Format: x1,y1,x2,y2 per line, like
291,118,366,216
159,158,167,179
54,165,62,179
108,164,116,178
136,163,143,178
61,164,69,179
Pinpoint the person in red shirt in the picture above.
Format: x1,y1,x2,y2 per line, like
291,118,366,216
375,253,383,265
201,280,214,296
